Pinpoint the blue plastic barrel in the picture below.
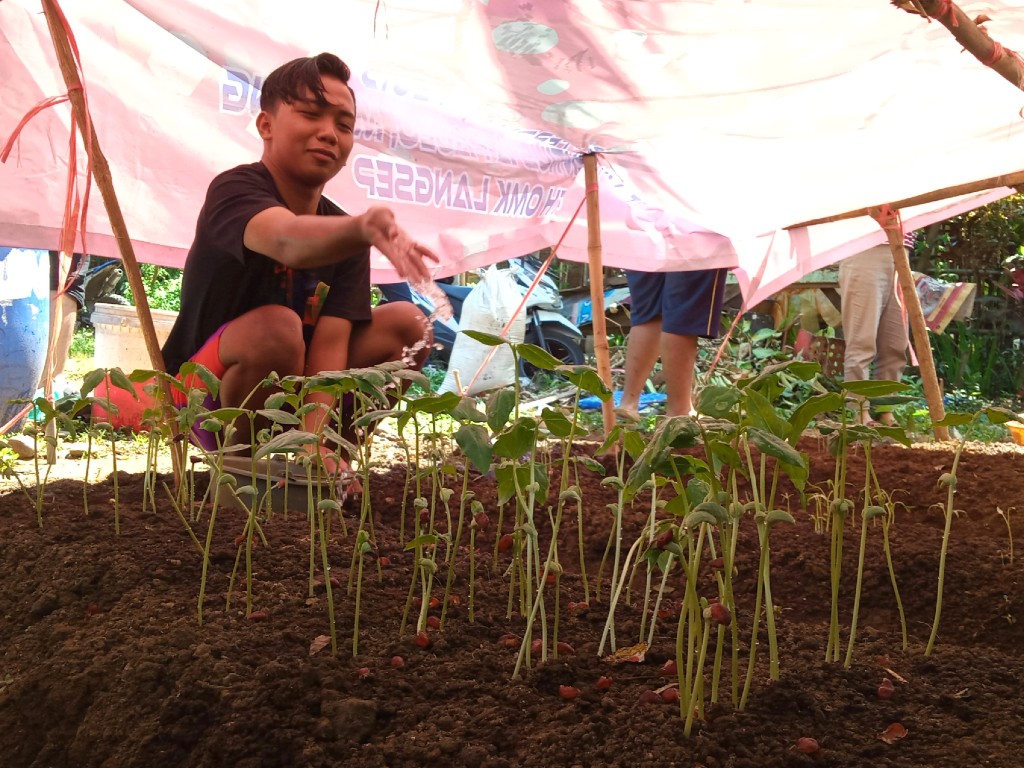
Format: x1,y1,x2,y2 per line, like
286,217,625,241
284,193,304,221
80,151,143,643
0,248,50,431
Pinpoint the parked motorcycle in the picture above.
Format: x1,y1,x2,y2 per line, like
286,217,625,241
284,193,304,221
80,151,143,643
378,259,586,377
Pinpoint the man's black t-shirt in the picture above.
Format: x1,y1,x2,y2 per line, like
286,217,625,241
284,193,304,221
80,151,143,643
162,162,371,373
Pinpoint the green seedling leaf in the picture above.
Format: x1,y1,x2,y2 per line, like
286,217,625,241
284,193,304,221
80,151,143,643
601,476,625,491
622,429,647,459
842,379,910,397
206,407,247,424
304,373,357,394
391,368,432,390
747,427,804,467
255,408,302,426
105,368,138,397
708,439,743,474
264,392,291,410
354,408,398,429
486,388,517,432
788,392,844,444
744,388,792,439
455,423,493,474
232,485,259,501
931,411,974,428
450,396,487,424
317,499,342,513
79,366,107,397
559,486,582,503
766,509,796,526
555,365,611,398
463,330,507,347
493,418,538,459
597,424,626,455
178,361,221,399
685,509,719,529
495,463,536,505
577,457,606,475
541,407,573,437
127,368,157,383
698,385,742,419
625,416,701,492
686,478,711,508
347,367,389,390
405,391,462,417
867,395,919,407
254,429,319,459
321,426,358,456
863,505,888,520
531,462,549,501
692,501,728,526
516,342,562,371
873,424,912,447
984,406,1019,425
404,534,440,551
743,359,821,391
658,491,685,515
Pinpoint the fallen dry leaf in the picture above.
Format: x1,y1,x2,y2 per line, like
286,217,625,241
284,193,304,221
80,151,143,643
309,635,331,656
879,722,908,744
601,642,648,664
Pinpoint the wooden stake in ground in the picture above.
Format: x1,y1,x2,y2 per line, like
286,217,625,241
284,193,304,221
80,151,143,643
583,154,616,439
39,0,183,481
871,206,950,441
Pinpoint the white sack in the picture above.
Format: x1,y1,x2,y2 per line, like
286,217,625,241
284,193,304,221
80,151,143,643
439,266,526,396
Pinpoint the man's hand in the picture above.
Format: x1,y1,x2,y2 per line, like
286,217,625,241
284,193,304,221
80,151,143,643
359,207,438,285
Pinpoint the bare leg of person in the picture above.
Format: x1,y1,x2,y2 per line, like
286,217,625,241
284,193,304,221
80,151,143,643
661,332,698,417
619,319,661,419
216,304,307,444
302,301,431,492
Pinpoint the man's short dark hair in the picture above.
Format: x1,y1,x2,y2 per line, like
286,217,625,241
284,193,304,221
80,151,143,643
260,53,356,113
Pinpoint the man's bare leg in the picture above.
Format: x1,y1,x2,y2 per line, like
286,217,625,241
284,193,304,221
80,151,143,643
303,301,431,491
661,332,698,417
619,319,661,419
216,304,307,444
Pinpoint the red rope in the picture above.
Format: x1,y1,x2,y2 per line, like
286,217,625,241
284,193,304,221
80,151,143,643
981,40,1005,67
3,1,98,258
930,0,959,27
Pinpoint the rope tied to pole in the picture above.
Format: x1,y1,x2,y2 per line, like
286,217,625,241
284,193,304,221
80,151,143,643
928,0,959,26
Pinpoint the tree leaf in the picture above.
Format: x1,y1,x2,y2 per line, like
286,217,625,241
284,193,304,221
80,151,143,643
455,423,492,474
486,388,517,432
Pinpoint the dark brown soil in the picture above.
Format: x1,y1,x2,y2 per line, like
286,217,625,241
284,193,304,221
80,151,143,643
2,435,1024,768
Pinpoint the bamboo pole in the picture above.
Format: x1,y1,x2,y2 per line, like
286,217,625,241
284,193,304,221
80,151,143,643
787,169,1024,229
582,154,615,439
40,0,183,481
910,0,1024,91
871,207,950,441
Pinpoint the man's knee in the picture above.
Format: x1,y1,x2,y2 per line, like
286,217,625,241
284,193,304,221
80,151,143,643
225,305,306,369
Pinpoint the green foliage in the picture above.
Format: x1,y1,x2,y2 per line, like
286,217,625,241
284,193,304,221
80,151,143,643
121,265,183,311
915,195,1024,401
69,326,94,359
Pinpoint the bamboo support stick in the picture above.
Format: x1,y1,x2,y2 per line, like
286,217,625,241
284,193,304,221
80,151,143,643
871,208,949,441
583,154,615,440
40,0,183,481
913,0,1024,91
786,169,1024,229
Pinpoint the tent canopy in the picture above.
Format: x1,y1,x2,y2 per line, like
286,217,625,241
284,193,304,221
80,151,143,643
2,0,1022,304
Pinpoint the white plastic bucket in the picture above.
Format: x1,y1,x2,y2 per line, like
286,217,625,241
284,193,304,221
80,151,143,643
91,302,178,373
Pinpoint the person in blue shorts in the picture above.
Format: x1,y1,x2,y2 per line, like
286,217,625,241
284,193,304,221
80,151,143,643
619,268,727,418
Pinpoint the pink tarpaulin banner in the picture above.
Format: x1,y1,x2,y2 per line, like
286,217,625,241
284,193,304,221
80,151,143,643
2,0,1023,300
